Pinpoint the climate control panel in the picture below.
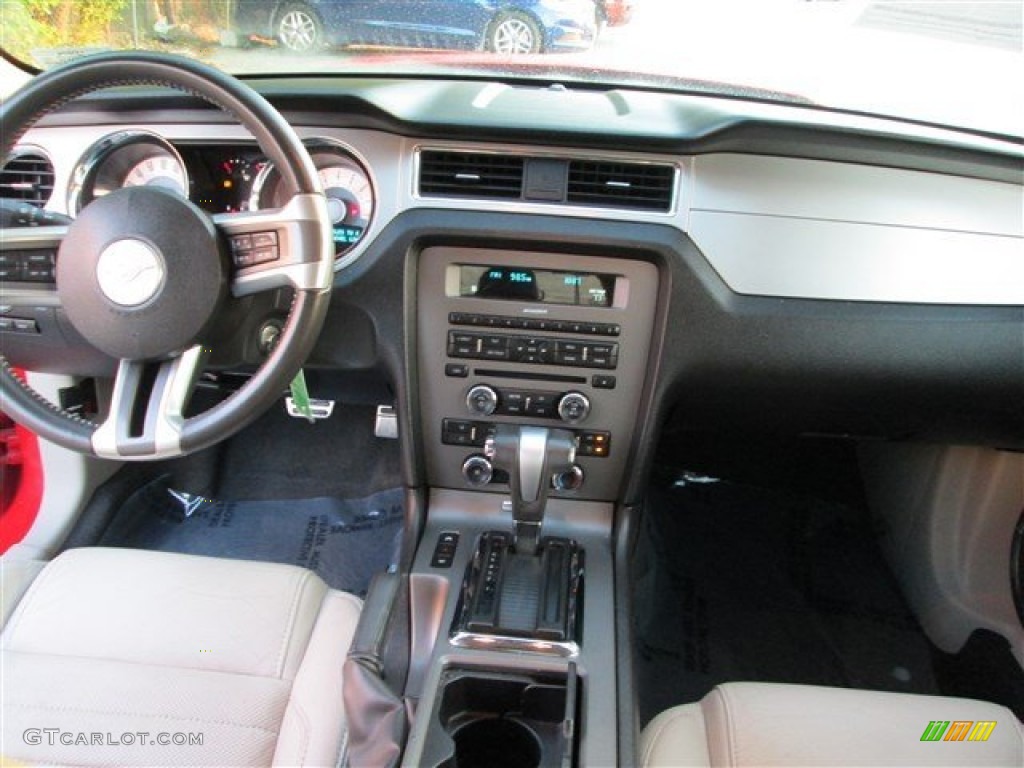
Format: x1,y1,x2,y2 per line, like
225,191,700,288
464,384,591,424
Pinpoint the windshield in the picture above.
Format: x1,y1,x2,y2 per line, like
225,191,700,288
2,0,1021,138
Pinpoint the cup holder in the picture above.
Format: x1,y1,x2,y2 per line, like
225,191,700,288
422,666,580,768
451,717,542,768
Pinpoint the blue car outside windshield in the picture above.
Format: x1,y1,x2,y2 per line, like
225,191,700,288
234,0,597,54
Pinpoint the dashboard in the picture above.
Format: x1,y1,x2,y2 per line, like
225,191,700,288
1,77,1022,492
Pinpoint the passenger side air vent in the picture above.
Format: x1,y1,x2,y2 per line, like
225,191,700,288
419,150,524,200
0,149,55,208
567,160,675,212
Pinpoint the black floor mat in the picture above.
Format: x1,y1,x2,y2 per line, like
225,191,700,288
99,476,403,596
633,467,940,726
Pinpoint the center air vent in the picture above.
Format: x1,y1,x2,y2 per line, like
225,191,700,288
419,151,524,200
567,160,674,212
0,149,55,208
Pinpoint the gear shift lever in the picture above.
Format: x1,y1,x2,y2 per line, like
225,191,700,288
486,424,576,555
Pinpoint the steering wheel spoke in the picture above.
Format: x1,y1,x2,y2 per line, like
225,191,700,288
215,192,333,297
91,346,207,459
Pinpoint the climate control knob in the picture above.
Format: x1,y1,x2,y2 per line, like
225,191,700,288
466,384,499,417
462,454,494,487
552,464,585,492
557,391,591,424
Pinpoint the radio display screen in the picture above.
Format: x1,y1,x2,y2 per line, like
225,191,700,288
457,265,615,308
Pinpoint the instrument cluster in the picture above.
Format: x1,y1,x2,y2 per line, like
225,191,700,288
69,133,375,259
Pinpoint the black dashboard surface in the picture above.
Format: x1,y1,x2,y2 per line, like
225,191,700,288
39,77,1024,183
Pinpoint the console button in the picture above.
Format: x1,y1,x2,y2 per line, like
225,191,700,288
557,391,591,424
526,392,557,417
466,384,499,417
443,419,474,435
430,531,460,568
556,341,584,366
447,331,477,357
577,431,611,457
592,374,617,389
501,390,526,416
445,363,469,377
586,342,618,369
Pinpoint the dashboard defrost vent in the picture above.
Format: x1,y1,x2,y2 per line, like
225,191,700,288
419,150,524,200
567,160,674,212
0,149,55,208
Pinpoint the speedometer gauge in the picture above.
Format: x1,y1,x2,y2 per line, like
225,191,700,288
69,131,191,214
123,155,188,196
319,164,373,251
251,142,375,260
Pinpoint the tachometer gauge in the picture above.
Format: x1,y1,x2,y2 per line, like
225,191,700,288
123,155,188,196
251,142,375,261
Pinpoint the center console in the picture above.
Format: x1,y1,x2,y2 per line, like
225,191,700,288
405,246,659,767
417,246,659,501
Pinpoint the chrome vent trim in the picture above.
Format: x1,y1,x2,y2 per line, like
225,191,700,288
567,160,675,212
1,148,55,208
419,150,524,199
417,147,678,213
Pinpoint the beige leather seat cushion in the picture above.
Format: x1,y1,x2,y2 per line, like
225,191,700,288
1,547,362,767
642,682,1023,767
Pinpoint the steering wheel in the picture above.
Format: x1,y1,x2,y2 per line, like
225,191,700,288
0,52,333,460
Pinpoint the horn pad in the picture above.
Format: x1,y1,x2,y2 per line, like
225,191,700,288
57,186,227,360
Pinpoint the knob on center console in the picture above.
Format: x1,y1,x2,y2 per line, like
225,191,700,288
557,391,591,424
462,454,494,486
552,464,585,491
466,384,498,417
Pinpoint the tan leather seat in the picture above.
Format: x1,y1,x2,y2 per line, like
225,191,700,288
642,682,1023,767
1,547,362,766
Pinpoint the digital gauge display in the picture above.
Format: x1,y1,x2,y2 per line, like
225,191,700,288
458,265,616,307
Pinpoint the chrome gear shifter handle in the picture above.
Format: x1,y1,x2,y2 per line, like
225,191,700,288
485,424,576,555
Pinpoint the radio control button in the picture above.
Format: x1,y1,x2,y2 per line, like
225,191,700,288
557,391,591,424
466,385,499,417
